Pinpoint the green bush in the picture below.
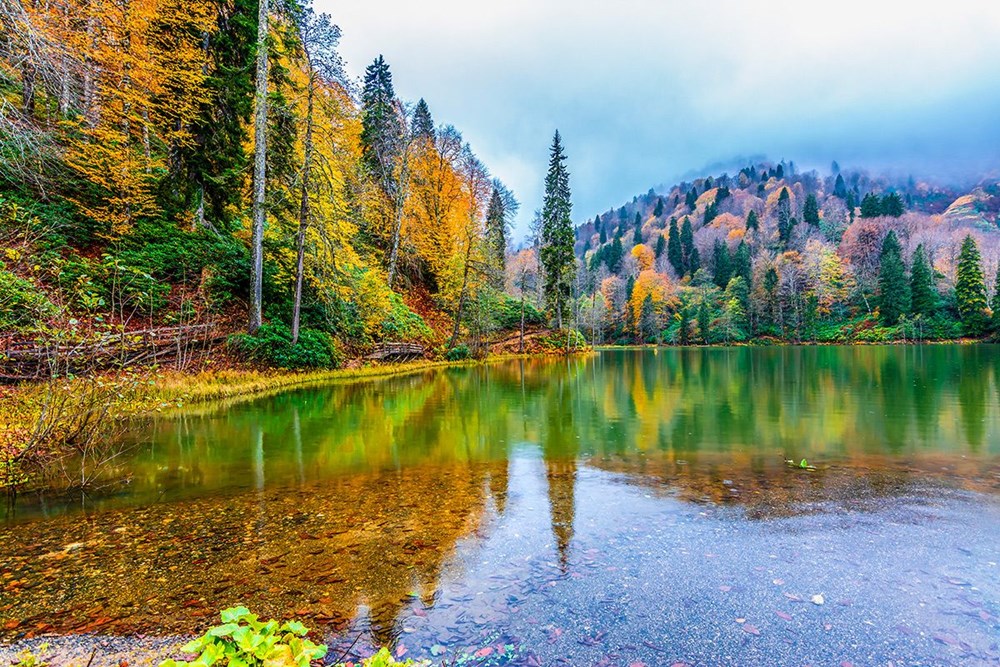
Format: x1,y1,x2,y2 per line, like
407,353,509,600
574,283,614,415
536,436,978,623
492,294,544,330
159,606,327,667
346,648,428,666
444,344,470,361
229,323,341,369
0,263,57,332
380,291,433,342
537,328,588,352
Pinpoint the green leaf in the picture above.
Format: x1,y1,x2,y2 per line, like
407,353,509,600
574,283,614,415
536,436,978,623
220,606,253,624
280,621,307,636
208,623,240,638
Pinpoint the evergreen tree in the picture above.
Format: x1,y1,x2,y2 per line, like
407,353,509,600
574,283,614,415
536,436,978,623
697,300,711,343
712,239,731,289
880,192,904,217
775,163,784,179
992,265,1000,331
956,235,988,335
667,217,683,276
803,194,820,226
411,98,435,140
654,234,666,259
680,216,694,274
877,231,908,325
360,55,403,180
846,191,857,222
540,131,575,328
633,212,642,245
733,240,752,285
833,173,847,199
703,200,718,225
689,245,701,275
653,198,664,217
909,244,937,317
608,236,624,272
777,187,793,244
860,192,882,218
639,294,658,343
678,307,690,345
746,209,759,232
485,186,507,285
685,188,697,210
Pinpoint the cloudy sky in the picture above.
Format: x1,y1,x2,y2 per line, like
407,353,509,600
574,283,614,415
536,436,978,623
320,0,1000,239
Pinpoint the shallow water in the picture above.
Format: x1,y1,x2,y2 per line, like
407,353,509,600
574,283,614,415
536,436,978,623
2,346,1000,665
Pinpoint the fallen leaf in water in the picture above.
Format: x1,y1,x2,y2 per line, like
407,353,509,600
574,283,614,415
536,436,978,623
784,593,803,602
772,579,785,585
430,644,446,656
775,611,792,621
475,647,493,658
811,594,825,605
742,624,760,636
395,645,407,658
735,618,746,624
719,585,732,592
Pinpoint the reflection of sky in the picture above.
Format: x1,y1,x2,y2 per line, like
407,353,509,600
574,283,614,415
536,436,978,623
322,0,1000,238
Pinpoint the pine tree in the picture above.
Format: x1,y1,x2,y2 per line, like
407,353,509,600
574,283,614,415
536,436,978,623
992,264,1000,331
360,55,403,180
680,216,694,274
540,131,575,328
956,235,988,335
685,188,697,210
777,187,793,244
860,192,882,218
485,186,507,286
411,98,435,140
877,231,908,325
909,244,937,317
690,245,701,276
746,209,759,232
698,300,711,343
712,239,731,289
803,194,820,226
833,173,847,199
654,234,666,259
880,192,904,217
653,198,664,217
632,212,642,245
667,217,683,276
733,240,752,285
608,236,624,272
678,307,691,345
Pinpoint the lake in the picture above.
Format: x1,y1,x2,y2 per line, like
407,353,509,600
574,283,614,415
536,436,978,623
2,346,999,666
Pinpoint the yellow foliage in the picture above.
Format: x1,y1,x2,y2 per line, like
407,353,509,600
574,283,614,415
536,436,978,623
629,270,675,324
631,244,655,271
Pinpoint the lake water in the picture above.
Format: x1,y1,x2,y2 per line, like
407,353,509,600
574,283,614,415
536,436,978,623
2,346,1000,666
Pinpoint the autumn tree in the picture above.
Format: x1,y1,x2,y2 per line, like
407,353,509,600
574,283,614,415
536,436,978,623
540,131,574,329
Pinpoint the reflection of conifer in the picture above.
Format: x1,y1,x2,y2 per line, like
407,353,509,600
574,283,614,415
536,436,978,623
543,379,578,572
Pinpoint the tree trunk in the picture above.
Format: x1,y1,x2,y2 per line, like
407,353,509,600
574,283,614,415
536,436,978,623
292,72,315,345
519,292,525,354
386,145,410,289
249,0,269,334
448,229,474,350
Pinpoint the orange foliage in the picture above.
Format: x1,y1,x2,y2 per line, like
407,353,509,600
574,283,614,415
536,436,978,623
631,244,655,271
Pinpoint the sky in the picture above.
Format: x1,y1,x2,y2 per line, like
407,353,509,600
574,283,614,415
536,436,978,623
319,0,1000,239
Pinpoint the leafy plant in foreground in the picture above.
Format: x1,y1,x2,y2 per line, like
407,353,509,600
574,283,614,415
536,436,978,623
339,647,429,666
159,607,327,667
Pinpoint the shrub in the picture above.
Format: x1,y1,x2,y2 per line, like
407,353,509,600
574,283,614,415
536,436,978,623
0,262,57,332
444,344,470,361
492,294,544,331
537,328,588,352
229,323,340,369
159,607,327,667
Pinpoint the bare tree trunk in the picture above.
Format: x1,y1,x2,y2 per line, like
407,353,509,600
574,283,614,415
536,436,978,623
292,72,315,345
386,147,410,289
249,0,269,333
448,230,474,350
21,63,35,115
519,292,525,353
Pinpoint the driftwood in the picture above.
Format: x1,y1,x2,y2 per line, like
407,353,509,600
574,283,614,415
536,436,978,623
364,342,426,362
0,324,224,382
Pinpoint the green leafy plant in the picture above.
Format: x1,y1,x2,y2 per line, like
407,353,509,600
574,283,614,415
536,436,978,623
229,323,341,369
13,642,50,667
159,607,327,667
444,344,470,361
341,648,429,667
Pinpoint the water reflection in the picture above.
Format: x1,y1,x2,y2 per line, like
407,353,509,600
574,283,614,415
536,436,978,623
2,347,1000,662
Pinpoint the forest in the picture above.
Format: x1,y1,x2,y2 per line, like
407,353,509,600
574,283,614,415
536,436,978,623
0,0,557,377
2,0,1000,381
530,162,1000,345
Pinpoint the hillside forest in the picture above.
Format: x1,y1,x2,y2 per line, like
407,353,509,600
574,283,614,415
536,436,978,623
2,0,1000,378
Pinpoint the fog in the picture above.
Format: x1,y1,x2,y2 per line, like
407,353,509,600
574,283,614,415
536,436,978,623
319,0,1000,237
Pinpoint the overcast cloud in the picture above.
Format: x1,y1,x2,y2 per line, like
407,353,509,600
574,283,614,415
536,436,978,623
318,0,1000,238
